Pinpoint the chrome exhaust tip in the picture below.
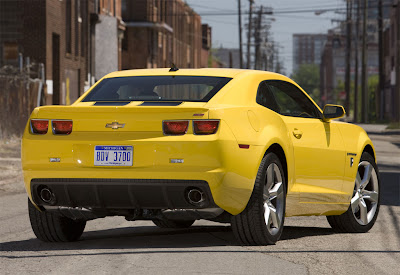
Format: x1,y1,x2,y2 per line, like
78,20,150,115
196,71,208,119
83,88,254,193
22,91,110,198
187,188,205,205
39,187,55,204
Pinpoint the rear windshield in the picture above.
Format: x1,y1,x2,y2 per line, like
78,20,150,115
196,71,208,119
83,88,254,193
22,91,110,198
82,76,232,102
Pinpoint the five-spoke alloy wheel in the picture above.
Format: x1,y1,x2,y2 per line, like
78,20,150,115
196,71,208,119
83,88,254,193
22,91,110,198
231,152,286,245
263,163,285,236
327,152,380,233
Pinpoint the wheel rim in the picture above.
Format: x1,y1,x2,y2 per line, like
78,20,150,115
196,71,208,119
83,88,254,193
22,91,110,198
351,161,379,225
263,163,284,235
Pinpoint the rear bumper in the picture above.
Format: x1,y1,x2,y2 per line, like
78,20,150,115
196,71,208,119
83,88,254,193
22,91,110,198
31,178,216,210
22,120,265,215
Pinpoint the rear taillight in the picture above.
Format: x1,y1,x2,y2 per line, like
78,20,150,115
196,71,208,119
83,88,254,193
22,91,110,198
30,119,49,134
193,120,219,135
163,120,189,135
52,120,73,135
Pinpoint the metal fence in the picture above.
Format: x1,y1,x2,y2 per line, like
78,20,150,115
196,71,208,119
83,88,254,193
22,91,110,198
0,66,43,139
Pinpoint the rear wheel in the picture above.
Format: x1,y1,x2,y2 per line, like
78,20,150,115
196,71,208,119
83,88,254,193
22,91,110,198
231,152,286,245
28,199,86,242
152,218,195,228
327,152,380,233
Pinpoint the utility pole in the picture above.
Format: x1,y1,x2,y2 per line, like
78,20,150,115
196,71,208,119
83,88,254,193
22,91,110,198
238,0,243,68
397,0,400,122
254,6,263,70
345,0,352,117
246,0,254,69
354,0,360,122
361,0,368,123
378,0,385,120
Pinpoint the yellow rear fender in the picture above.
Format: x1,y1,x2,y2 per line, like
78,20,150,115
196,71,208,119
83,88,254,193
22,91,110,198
207,105,294,214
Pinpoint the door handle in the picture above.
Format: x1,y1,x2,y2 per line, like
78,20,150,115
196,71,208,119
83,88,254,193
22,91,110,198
293,128,303,139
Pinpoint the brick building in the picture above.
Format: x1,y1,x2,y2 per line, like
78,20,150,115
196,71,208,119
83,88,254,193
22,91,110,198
319,28,380,106
0,0,124,105
93,0,125,81
121,0,204,69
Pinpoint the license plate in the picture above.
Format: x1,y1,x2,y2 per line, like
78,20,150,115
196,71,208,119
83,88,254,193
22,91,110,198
94,146,133,166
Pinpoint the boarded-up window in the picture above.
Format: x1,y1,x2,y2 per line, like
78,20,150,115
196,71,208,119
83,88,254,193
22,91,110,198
3,42,18,60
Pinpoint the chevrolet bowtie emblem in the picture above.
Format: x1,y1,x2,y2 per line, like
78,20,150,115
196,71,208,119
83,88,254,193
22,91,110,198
105,122,125,129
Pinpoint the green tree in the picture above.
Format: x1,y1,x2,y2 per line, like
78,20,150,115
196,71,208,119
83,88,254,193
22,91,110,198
368,75,379,123
292,64,320,101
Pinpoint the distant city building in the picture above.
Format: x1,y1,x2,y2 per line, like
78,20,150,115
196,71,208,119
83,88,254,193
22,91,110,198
0,0,125,105
319,0,395,110
292,34,327,73
214,47,241,68
121,0,206,69
383,1,399,121
319,27,379,106
201,24,212,68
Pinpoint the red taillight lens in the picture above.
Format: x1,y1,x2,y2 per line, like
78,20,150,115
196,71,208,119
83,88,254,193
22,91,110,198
163,121,189,135
31,119,48,134
193,120,219,135
52,120,73,135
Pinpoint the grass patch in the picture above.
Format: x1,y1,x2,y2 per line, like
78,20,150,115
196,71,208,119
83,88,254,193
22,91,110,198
387,122,400,129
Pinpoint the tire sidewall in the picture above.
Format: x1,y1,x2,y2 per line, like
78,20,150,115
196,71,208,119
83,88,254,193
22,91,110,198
347,152,381,232
255,152,287,243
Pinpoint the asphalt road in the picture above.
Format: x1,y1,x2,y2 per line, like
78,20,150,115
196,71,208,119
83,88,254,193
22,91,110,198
0,134,399,275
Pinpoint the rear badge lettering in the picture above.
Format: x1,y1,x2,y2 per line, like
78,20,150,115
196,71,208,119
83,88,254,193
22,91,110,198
49,158,60,162
170,159,184,164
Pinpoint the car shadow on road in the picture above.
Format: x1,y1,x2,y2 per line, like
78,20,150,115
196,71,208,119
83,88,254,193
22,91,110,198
280,226,334,241
0,224,339,255
379,169,400,206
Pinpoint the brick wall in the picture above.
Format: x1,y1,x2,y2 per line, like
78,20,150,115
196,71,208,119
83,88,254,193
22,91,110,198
44,0,89,105
121,0,205,69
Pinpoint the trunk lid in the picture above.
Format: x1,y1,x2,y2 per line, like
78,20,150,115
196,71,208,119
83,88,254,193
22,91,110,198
34,102,209,133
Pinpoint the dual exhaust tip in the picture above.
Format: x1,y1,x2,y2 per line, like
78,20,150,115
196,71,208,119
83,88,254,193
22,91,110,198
186,188,206,207
37,185,208,208
38,186,56,205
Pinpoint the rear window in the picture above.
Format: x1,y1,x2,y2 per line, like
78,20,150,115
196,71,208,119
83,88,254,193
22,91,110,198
82,76,232,102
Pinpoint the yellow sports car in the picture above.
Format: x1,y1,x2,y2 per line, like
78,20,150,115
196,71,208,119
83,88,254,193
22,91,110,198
22,68,380,245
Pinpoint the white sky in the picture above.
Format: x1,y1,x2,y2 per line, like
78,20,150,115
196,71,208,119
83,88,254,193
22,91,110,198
186,0,345,75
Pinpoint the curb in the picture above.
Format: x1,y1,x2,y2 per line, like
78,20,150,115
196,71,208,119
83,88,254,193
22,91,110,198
364,130,400,136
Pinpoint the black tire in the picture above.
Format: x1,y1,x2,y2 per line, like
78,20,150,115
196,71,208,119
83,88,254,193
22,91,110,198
152,218,195,228
28,199,86,242
231,152,286,245
327,152,380,233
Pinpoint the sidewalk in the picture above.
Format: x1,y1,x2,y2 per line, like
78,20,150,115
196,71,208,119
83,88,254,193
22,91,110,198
355,123,400,135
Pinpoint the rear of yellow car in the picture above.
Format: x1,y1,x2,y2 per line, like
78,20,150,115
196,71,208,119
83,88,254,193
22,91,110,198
22,68,380,245
22,69,271,242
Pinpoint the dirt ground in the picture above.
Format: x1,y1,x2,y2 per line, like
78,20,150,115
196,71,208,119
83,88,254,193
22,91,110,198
0,137,24,193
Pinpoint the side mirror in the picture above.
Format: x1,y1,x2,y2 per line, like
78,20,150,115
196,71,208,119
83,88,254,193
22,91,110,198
322,104,345,122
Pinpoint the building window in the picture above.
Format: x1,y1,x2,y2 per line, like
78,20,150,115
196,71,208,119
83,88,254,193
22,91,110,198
75,0,80,56
122,31,128,51
66,0,72,54
158,32,162,48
